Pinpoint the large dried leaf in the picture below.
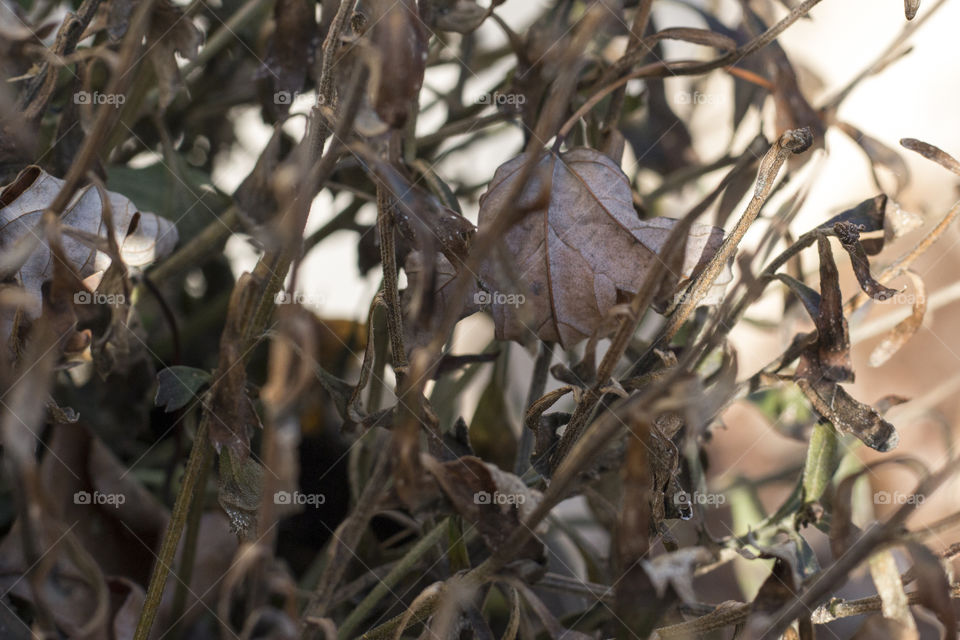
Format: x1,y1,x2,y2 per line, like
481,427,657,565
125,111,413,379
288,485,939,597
0,166,178,321
477,148,730,348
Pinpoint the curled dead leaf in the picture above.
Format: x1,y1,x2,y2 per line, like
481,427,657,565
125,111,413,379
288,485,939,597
478,148,730,348
0,166,178,322
870,270,926,367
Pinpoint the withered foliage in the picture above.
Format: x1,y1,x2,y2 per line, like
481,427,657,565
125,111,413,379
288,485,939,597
1,0,960,639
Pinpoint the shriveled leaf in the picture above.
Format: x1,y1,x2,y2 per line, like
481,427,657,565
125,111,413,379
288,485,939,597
155,365,212,412
422,455,544,561
836,122,910,195
207,273,263,457
217,446,265,540
0,166,178,321
621,82,698,176
795,376,899,452
110,577,145,640
147,0,203,109
775,273,821,320
814,235,853,381
367,0,428,128
901,137,960,175
833,222,897,300
904,0,921,20
870,270,926,367
869,550,915,631
818,195,887,255
478,148,729,348
648,28,737,51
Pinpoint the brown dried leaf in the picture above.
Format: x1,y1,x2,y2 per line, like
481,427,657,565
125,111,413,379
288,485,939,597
422,455,544,561
267,0,316,116
814,234,853,382
836,122,910,195
367,0,427,128
869,550,915,632
904,0,921,20
148,0,202,109
478,148,729,348
870,270,926,367
901,137,960,175
647,28,737,52
0,166,178,322
833,222,897,300
207,273,263,458
795,375,899,452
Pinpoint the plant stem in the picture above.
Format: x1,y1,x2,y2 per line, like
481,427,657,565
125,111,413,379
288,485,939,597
337,518,448,640
133,419,213,640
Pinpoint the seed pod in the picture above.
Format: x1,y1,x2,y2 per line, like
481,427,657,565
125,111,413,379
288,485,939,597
367,0,427,128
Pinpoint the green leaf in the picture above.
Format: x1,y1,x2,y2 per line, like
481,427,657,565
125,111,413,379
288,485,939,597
154,366,211,412
802,421,840,503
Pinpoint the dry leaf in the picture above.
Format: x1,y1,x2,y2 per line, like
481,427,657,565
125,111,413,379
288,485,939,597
904,0,921,20
0,166,178,321
367,0,428,128
477,148,730,348
901,137,960,175
147,0,203,109
870,270,926,367
422,455,544,562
